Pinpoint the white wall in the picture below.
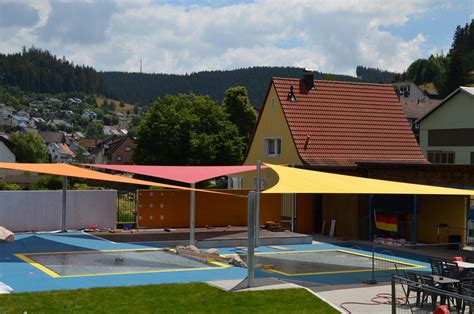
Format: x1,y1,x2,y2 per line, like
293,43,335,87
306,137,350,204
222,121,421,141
420,91,474,164
0,190,117,232
0,141,15,162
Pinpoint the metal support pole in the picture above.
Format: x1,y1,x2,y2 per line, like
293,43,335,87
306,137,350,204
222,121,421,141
190,183,196,246
363,243,378,285
255,161,261,247
412,195,418,245
466,196,470,247
61,176,67,232
391,275,396,313
247,191,256,288
368,194,374,241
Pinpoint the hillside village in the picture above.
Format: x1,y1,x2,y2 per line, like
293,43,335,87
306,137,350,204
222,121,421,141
0,93,141,165
0,75,443,167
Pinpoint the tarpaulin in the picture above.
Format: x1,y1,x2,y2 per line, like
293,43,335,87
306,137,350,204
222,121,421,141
0,163,221,194
263,163,474,195
83,164,257,184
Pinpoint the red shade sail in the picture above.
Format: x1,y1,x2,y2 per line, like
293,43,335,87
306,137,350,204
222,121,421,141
0,163,227,194
83,164,258,184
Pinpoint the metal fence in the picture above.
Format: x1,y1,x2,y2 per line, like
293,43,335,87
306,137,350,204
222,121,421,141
391,275,474,313
340,242,464,284
117,191,137,225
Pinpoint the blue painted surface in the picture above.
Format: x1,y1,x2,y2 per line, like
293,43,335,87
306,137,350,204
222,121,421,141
0,233,431,292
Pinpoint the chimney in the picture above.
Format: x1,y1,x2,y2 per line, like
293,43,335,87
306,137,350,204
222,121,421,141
303,68,315,90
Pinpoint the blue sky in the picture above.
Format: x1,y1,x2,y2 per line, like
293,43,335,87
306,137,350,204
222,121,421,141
0,0,472,75
381,0,473,56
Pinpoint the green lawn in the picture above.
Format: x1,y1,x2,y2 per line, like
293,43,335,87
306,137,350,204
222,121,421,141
0,282,337,313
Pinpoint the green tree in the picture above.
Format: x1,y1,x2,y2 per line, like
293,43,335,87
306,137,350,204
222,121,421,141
134,93,245,165
30,175,63,190
323,73,336,81
85,121,104,138
72,145,89,163
9,132,48,162
222,86,256,145
0,180,20,190
442,49,466,96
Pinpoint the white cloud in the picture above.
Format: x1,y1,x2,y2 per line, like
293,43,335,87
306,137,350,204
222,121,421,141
0,0,434,75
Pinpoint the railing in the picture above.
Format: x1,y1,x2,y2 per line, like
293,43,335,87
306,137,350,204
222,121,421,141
117,191,137,226
338,242,464,284
391,274,474,313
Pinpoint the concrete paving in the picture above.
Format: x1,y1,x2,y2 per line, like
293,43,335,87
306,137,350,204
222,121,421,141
207,277,294,292
316,284,392,313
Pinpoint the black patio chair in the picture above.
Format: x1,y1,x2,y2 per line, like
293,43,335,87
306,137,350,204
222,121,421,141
460,283,474,313
443,261,461,279
430,258,444,276
444,282,463,311
420,274,439,307
460,268,474,279
404,271,422,306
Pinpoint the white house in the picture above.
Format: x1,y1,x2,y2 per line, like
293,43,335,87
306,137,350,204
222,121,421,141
0,104,13,119
82,110,98,120
67,98,82,105
47,119,73,129
0,136,15,162
118,118,128,129
59,109,74,115
418,86,474,164
103,125,127,136
11,115,31,128
47,142,75,163
31,117,46,125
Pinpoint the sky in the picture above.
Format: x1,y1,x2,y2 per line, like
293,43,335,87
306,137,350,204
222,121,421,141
0,0,473,76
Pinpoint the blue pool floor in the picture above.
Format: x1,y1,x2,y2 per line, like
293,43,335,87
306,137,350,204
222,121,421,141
0,232,431,293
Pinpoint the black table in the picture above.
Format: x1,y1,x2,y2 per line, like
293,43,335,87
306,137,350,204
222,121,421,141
430,275,460,305
431,275,460,286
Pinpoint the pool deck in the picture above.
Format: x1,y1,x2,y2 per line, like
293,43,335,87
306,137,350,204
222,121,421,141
93,226,313,248
0,231,433,294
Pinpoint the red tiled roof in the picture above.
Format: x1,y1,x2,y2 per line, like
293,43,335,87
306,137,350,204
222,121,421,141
80,138,98,149
273,78,428,167
59,143,75,157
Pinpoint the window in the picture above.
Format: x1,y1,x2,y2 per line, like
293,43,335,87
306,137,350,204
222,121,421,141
265,138,281,157
125,146,131,152
399,85,410,97
117,155,122,161
228,176,243,189
427,151,455,164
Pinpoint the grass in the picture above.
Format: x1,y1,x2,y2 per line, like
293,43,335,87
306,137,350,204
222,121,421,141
0,282,338,313
96,97,135,113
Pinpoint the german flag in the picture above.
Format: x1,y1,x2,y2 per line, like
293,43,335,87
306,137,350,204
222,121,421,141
374,210,397,232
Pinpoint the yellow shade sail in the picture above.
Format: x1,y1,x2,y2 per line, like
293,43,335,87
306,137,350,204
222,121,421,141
263,163,474,196
0,163,219,194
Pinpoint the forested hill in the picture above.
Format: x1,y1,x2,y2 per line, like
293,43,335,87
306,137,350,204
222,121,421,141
0,47,397,107
0,47,106,95
102,66,396,107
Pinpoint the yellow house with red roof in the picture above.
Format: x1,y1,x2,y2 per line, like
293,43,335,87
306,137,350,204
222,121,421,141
230,72,469,244
234,72,426,191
